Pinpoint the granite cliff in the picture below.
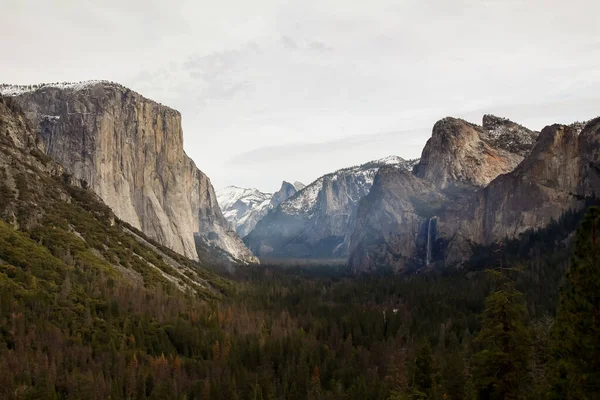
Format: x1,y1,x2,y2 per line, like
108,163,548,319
0,93,230,295
350,115,545,272
1,81,257,265
413,116,535,190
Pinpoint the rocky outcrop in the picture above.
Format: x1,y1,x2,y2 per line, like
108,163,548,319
0,94,231,294
348,115,600,273
350,116,600,273
270,181,303,208
413,116,536,190
244,156,418,259
2,81,257,264
348,167,446,271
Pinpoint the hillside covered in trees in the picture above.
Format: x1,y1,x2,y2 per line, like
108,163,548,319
1,184,599,399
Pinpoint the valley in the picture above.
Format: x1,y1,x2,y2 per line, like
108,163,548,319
0,81,598,399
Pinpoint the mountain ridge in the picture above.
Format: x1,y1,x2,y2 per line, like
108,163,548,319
244,155,418,259
349,114,600,272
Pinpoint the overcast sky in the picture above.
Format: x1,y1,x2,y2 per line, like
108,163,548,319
2,0,599,192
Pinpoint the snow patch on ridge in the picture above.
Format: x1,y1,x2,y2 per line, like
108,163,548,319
281,155,417,215
0,80,112,96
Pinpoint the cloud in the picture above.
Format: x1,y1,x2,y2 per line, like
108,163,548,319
1,0,599,191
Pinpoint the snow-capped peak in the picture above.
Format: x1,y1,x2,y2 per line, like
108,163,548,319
0,80,113,96
217,181,303,237
374,155,406,165
280,155,414,215
217,186,270,211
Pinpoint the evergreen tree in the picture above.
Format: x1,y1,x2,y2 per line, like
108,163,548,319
412,340,435,399
550,207,600,399
472,269,530,400
441,333,466,400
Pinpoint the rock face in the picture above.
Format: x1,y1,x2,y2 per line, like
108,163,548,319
349,167,446,271
350,115,545,272
2,81,257,264
245,156,418,259
350,116,600,273
270,181,303,208
413,117,533,189
0,94,230,295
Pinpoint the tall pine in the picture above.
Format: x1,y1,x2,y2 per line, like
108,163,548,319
472,269,530,400
551,207,600,399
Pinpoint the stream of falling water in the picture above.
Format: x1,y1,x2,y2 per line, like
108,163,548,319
426,217,434,266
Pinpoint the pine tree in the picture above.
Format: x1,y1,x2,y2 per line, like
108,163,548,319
411,339,435,399
441,333,466,400
550,207,600,399
472,269,530,400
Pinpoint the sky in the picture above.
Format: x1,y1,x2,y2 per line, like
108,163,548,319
1,0,600,192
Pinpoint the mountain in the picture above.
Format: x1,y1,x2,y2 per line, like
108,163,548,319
0,93,230,294
217,186,271,237
270,181,305,208
244,156,418,259
413,116,536,190
441,120,595,263
348,115,600,272
217,181,304,237
0,81,257,265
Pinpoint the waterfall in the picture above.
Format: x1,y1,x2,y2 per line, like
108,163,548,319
426,217,435,266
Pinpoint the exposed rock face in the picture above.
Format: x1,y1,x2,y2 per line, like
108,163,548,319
349,115,555,272
3,81,257,264
350,116,600,273
348,166,446,271
245,156,418,259
0,94,231,294
413,116,536,189
0,95,57,229
270,181,302,208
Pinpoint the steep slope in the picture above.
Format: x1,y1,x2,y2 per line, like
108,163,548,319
217,181,304,237
1,81,257,264
270,181,304,208
349,115,541,272
0,94,231,297
244,156,418,259
413,116,537,190
349,167,446,271
442,120,596,263
349,116,600,273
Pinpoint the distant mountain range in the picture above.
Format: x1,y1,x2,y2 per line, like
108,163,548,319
241,156,419,259
217,181,305,237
